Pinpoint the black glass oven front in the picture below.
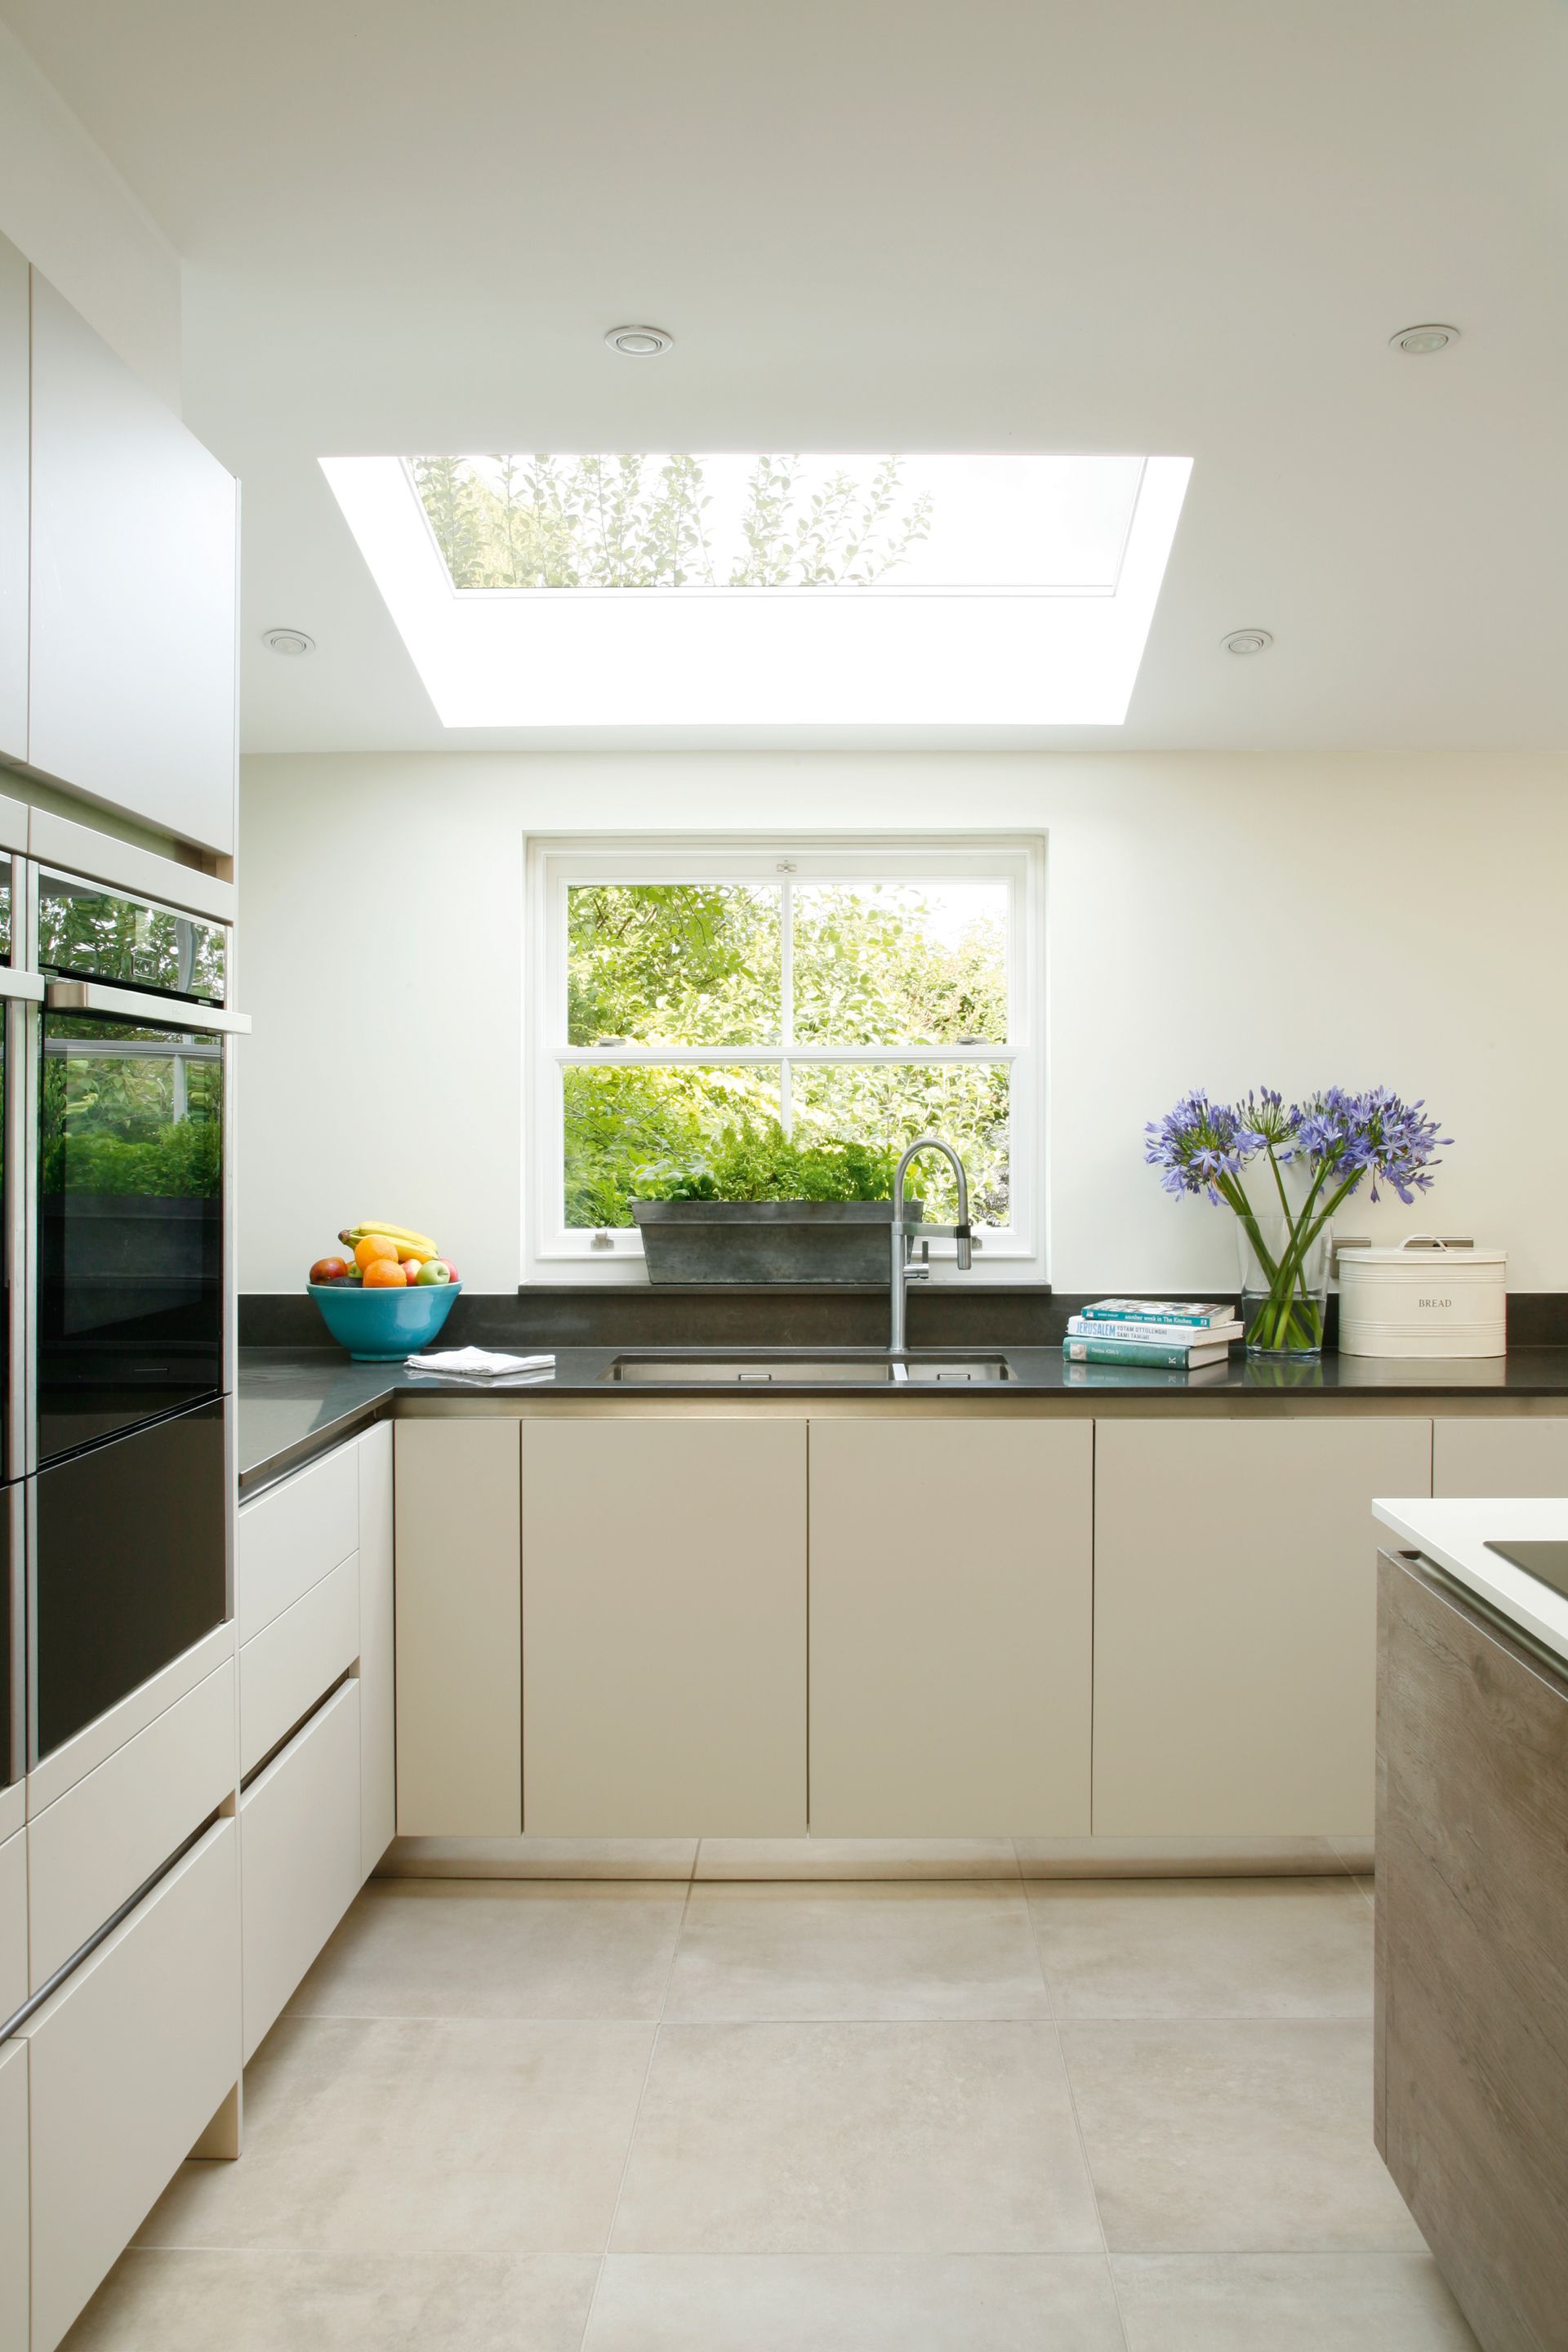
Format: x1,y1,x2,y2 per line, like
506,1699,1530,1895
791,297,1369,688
38,1009,225,1466
32,1396,228,1759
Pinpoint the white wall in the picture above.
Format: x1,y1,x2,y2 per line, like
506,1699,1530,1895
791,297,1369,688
238,749,1566,1294
0,20,180,403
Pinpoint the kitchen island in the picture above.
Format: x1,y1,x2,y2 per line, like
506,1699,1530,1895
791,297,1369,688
1371,1498,1568,2352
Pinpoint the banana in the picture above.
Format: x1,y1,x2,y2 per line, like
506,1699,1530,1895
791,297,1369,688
338,1222,440,1258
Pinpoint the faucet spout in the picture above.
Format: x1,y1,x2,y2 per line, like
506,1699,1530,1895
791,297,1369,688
890,1135,973,1353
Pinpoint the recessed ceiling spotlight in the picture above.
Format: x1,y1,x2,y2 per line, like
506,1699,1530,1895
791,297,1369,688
1389,323,1459,356
604,324,675,357
263,627,315,656
1223,629,1273,657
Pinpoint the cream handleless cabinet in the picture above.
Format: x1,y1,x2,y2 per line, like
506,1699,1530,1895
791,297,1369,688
1432,1415,1568,1499
1092,1415,1432,1837
808,1419,1093,1836
27,273,238,855
395,1421,522,1836
522,1419,807,1837
358,1423,396,1874
0,2038,26,2352
0,234,27,765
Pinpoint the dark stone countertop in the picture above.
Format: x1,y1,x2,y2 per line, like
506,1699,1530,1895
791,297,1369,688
238,1342,1568,1497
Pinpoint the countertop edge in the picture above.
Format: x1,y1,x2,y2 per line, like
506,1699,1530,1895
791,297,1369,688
1374,1496,1568,1670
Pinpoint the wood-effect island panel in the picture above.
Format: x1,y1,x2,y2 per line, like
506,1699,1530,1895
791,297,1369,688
1376,1549,1568,2352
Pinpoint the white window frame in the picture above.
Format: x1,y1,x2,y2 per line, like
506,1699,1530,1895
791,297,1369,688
523,832,1048,1285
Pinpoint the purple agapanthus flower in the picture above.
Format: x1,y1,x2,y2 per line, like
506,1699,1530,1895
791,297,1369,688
1288,1086,1450,1205
1143,1089,1269,1205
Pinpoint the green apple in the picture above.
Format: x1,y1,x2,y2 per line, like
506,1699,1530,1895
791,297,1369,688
415,1258,452,1286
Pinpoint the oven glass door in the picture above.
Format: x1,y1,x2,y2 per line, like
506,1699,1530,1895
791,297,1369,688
38,1009,225,1464
33,1398,227,1759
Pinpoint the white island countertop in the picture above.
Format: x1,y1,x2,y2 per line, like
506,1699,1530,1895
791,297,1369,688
1374,1496,1568,1671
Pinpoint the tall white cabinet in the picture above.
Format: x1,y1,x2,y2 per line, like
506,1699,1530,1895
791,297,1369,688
0,234,28,766
25,273,238,857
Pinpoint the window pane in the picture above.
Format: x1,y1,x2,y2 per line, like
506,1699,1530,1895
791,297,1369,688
567,884,781,1045
563,1064,782,1227
793,1063,1011,1226
791,883,1007,1045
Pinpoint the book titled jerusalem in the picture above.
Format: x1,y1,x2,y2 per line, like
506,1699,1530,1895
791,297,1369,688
1064,1334,1232,1370
1067,1314,1243,1346
1080,1298,1234,1328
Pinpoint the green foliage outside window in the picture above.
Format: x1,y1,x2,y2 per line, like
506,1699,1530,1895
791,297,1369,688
561,883,1011,1229
413,455,933,591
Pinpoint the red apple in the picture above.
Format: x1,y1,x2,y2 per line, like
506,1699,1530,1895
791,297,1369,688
310,1255,350,1285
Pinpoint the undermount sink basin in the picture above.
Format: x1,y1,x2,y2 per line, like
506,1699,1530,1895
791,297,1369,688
601,1352,1013,1385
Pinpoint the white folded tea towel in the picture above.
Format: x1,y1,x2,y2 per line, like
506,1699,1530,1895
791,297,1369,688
403,1347,556,1376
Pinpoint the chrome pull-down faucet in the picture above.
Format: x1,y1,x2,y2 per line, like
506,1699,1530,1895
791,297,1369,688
890,1136,973,1355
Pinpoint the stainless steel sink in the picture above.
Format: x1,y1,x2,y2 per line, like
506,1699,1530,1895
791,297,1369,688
601,1352,1013,1385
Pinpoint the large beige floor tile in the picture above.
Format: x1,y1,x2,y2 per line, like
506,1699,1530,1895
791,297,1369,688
611,2020,1101,2253
289,1881,687,2020
1111,2252,1479,2349
666,1884,1049,2020
583,2253,1125,2349
696,1838,1020,1880
64,2249,598,2351
136,2016,654,2255
1027,1878,1372,2019
1014,1837,1341,1878
1060,2019,1423,2252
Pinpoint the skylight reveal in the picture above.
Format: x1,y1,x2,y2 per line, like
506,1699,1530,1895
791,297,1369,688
321,451,1192,727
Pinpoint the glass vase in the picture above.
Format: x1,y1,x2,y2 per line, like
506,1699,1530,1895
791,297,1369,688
1236,1213,1330,1356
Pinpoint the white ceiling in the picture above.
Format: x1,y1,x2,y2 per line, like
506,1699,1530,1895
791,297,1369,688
4,0,1566,754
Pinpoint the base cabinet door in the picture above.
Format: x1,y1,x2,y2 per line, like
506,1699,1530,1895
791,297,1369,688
239,1684,360,2063
395,1423,521,1837
22,1820,240,2352
1432,1415,1568,1499
1093,1416,1432,1838
0,2039,26,2352
523,1420,807,1836
357,1423,395,1876
809,1419,1093,1835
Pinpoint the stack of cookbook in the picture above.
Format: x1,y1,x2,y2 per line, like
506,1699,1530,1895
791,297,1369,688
1062,1299,1242,1370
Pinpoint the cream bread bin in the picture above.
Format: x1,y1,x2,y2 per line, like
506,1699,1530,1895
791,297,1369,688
1336,1236,1505,1358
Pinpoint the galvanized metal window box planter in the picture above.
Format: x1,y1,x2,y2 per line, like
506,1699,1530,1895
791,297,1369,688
631,1198,922,1286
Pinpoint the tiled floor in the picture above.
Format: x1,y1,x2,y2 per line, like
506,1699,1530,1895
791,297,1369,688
65,1873,1478,2350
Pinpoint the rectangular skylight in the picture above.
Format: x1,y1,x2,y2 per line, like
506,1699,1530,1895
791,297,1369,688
322,451,1191,726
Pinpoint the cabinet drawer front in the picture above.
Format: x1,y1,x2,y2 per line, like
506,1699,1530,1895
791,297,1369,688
28,1661,235,1989
239,1552,359,1779
23,1820,239,2352
0,1825,24,2025
239,1682,360,2063
238,1442,358,1644
0,2040,26,2352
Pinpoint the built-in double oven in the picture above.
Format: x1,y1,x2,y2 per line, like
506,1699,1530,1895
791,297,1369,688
2,838,246,1792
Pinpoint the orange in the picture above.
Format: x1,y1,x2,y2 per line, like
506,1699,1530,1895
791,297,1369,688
363,1257,408,1288
354,1233,401,1272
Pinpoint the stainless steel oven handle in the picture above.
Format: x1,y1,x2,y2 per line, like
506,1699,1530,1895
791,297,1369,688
43,981,252,1035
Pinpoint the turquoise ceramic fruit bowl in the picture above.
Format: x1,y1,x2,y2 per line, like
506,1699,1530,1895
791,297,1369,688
308,1280,462,1361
